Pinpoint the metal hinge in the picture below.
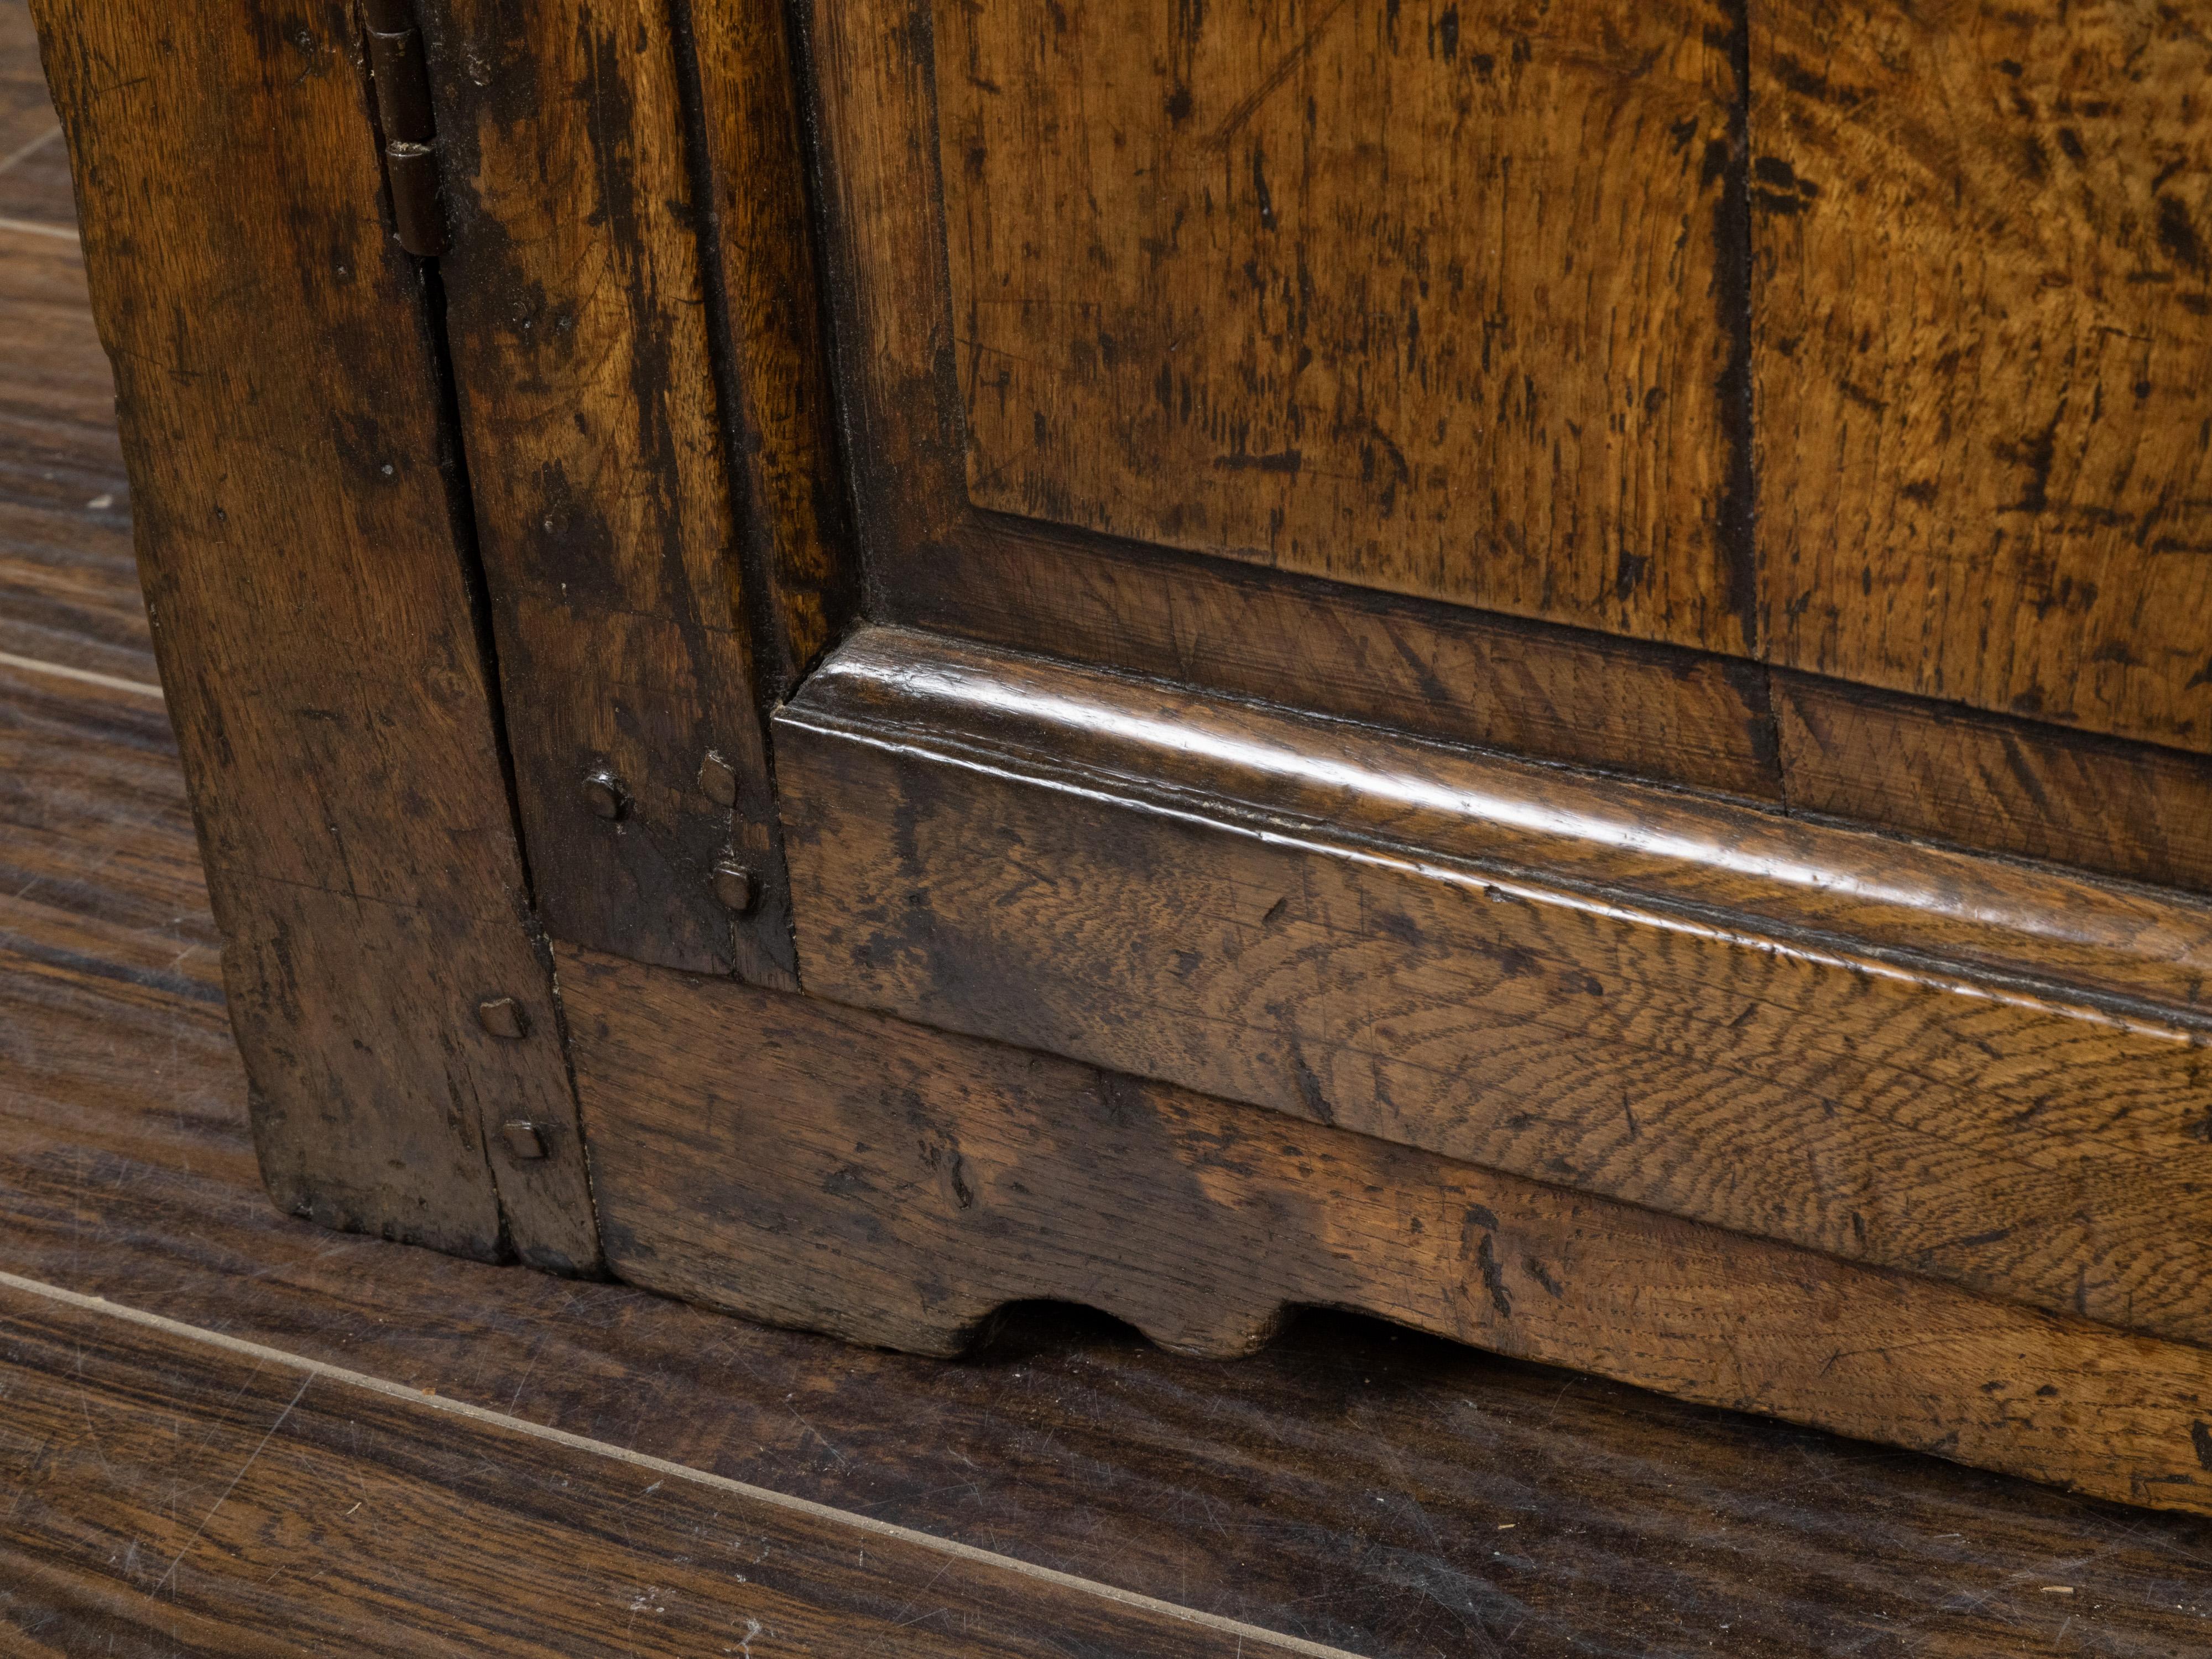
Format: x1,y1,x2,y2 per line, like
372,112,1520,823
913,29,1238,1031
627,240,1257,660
361,0,447,257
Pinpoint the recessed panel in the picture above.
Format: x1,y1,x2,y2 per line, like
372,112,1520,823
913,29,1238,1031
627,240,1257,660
1753,0,2212,752
935,0,1750,652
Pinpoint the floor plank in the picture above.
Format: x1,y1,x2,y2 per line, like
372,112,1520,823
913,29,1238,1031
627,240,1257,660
0,127,69,225
0,7,137,685
0,225,139,684
0,0,54,165
0,1275,1339,1658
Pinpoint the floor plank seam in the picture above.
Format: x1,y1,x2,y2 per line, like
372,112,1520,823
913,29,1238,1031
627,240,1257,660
0,213,75,239
0,121,56,173
0,650,162,697
0,1266,1364,1659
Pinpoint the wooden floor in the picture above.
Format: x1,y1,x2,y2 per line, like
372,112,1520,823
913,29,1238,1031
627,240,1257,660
4,7,2212,1652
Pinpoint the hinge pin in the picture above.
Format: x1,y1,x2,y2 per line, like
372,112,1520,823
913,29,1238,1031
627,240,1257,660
361,0,448,256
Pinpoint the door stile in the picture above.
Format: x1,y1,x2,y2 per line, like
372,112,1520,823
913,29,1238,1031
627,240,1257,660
30,0,603,1270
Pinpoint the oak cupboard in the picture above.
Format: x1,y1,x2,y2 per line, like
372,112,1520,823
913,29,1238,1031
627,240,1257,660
31,0,2212,1514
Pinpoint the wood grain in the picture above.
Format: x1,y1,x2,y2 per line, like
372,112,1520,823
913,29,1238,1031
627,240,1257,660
933,0,1752,651
568,945,2212,1517
0,1277,1339,1658
0,0,51,161
778,626,2212,1345
418,0,797,985
0,7,126,680
806,0,2212,881
688,0,858,696
12,49,2212,1645
0,127,69,223
806,0,1779,806
805,0,2212,899
792,628,2212,1017
30,0,597,1269
891,516,1787,801
1779,671,2212,898
1752,0,2212,753
13,654,2212,1659
0,224,140,684
0,659,219,1025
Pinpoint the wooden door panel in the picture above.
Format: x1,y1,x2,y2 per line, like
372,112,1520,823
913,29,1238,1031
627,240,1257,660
807,0,1798,810
1752,0,2212,753
936,0,1753,651
812,0,2212,885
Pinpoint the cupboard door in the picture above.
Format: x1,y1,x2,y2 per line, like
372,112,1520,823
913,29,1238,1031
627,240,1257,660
1752,0,2212,753
796,0,1807,816
809,0,2212,761
820,0,1755,655
938,0,1757,650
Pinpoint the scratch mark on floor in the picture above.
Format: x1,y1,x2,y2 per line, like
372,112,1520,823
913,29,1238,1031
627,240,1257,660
152,1371,312,1595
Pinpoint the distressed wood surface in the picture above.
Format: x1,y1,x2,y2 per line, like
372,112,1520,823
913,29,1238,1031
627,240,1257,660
817,0,1776,801
0,223,138,684
1778,672,2212,898
807,0,2212,891
690,0,857,696
933,0,1754,652
568,946,2212,1517
0,1278,1339,1659
892,517,1788,801
808,0,1775,813
418,0,797,985
30,0,596,1270
0,0,51,160
13,15,2212,1646
789,629,2212,1017
15,649,2212,1659
0,624,2206,1655
1752,0,2212,754
778,628,2212,1347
